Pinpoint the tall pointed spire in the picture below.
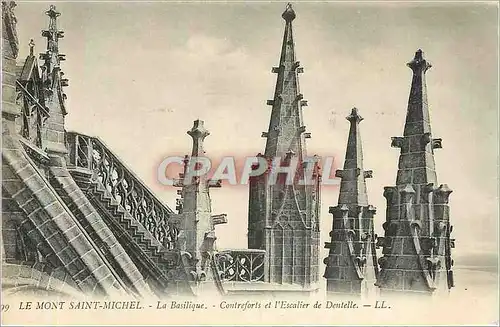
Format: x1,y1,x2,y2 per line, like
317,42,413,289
175,120,227,287
391,49,440,187
263,3,309,160
39,5,69,158
248,4,320,290
324,108,377,297
377,50,455,295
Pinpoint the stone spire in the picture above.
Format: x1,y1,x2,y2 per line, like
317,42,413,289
41,5,65,76
391,49,440,187
262,3,310,161
188,119,210,158
338,108,371,206
376,50,455,295
248,4,321,290
40,5,69,158
175,120,227,285
324,108,377,297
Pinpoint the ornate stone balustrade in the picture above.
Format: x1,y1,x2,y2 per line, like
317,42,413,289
66,132,179,250
215,249,265,282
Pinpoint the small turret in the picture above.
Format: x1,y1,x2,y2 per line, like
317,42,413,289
248,3,321,289
377,50,455,295
324,108,378,297
39,5,69,159
175,120,227,285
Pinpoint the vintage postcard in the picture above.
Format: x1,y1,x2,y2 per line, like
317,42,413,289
1,1,498,326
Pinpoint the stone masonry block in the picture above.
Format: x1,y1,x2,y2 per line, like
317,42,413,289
64,258,88,279
10,187,32,207
2,198,23,213
38,220,60,240
36,271,51,289
398,152,426,170
97,273,117,291
2,164,18,181
2,84,16,100
392,254,420,269
403,270,429,291
19,197,41,214
330,280,353,293
407,135,425,152
396,169,412,184
433,204,450,220
58,132,66,144
380,269,404,290
81,250,106,275
26,208,47,227
46,231,72,254
2,70,17,85
62,225,82,242
52,213,78,232
55,246,76,264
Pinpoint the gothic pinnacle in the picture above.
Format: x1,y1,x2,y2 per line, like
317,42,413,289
263,3,308,159
337,107,371,205
41,4,65,68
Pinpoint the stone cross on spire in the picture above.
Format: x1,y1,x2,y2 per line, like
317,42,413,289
324,108,377,297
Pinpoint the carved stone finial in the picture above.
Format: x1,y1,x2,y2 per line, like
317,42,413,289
400,184,416,203
346,107,364,123
282,3,296,22
29,39,35,56
407,49,432,74
187,119,210,140
434,184,453,204
46,4,61,18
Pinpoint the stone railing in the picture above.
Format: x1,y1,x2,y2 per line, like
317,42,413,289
16,80,50,149
65,131,179,250
215,249,265,282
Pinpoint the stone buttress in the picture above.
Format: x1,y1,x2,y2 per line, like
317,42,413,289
376,50,455,295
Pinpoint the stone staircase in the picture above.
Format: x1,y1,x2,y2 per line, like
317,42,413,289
66,132,193,296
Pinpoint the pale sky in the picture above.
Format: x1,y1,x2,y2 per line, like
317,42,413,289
15,2,499,262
